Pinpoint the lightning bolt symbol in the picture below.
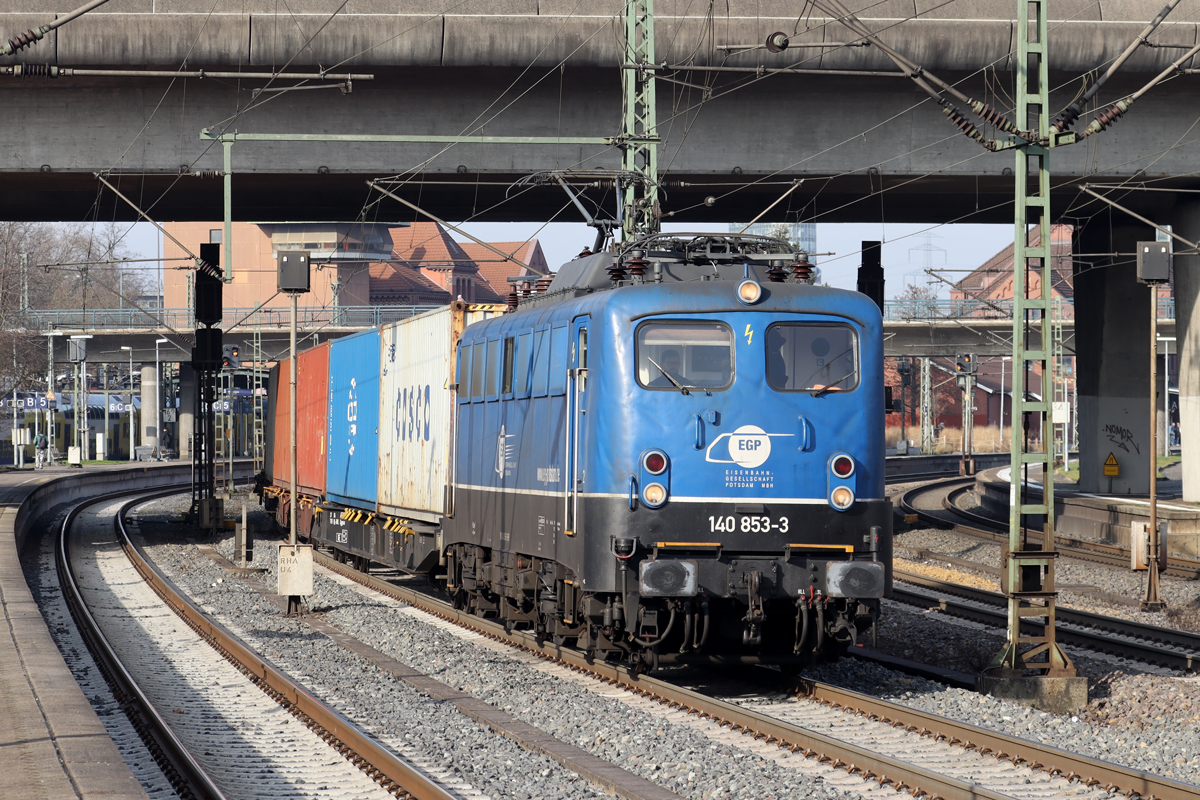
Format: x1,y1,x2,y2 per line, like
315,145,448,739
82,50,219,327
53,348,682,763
744,324,753,345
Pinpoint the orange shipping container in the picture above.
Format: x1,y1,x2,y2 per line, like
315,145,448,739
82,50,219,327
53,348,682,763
270,342,330,496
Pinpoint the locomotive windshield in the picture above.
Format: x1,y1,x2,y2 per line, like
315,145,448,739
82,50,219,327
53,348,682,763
636,322,733,391
766,323,859,393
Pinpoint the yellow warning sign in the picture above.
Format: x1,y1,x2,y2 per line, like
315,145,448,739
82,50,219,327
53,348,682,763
1104,452,1119,477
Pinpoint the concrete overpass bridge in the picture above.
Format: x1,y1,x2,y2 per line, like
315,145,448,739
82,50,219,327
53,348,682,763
0,1,1198,224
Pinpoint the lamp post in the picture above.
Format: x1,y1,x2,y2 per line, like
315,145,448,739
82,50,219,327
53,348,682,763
155,338,168,459
121,346,134,461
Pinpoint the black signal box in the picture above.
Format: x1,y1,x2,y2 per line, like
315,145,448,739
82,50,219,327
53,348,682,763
1137,241,1170,284
193,327,222,370
195,243,223,325
278,251,311,293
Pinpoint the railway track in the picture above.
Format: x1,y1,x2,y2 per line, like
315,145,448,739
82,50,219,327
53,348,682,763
892,571,1200,672
308,546,1200,800
59,488,457,800
899,477,1200,580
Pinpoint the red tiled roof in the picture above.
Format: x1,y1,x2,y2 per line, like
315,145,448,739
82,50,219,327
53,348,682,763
459,240,551,296
368,261,451,305
389,222,475,270
953,224,1074,301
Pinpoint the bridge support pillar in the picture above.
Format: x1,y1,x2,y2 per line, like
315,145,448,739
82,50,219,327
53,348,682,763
1074,220,1153,494
1174,199,1200,501
179,363,195,461
141,365,158,453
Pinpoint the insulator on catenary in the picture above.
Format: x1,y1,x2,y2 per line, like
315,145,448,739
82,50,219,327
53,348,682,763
5,28,44,54
1052,105,1082,132
1083,99,1131,137
942,103,985,144
191,170,220,179
16,63,54,78
971,101,1018,134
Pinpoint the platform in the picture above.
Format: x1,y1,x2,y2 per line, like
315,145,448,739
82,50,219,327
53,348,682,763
0,462,198,800
975,465,1200,558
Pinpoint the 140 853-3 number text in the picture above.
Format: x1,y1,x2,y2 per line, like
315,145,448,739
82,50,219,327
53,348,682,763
709,515,789,533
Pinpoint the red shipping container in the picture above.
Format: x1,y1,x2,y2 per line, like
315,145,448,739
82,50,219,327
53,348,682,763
271,342,330,497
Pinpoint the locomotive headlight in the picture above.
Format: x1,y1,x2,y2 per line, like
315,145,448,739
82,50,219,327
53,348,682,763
642,482,668,508
736,279,762,305
830,486,855,511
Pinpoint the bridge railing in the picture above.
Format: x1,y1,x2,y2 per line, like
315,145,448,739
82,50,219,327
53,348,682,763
18,305,444,332
12,298,1179,330
882,297,1176,322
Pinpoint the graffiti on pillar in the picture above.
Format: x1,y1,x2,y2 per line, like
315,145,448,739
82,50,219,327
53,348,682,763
1103,423,1140,454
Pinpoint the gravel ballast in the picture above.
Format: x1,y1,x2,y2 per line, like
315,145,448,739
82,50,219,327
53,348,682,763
135,493,1200,795
135,495,869,800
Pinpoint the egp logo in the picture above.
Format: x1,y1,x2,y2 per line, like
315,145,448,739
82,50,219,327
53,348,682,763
705,424,793,469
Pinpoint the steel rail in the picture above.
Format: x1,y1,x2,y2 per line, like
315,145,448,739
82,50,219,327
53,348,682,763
899,477,1200,580
109,493,457,800
942,485,1200,580
310,550,1200,800
893,571,1200,671
57,485,226,800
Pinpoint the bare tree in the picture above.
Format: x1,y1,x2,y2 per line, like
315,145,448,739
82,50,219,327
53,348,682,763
0,222,152,397
893,280,939,321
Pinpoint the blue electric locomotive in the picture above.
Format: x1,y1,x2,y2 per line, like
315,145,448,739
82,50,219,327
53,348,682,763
441,233,891,664
267,232,892,667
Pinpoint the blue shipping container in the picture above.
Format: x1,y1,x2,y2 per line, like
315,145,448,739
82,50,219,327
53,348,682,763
326,328,381,507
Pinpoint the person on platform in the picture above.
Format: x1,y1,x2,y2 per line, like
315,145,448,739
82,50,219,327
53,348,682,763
34,431,48,469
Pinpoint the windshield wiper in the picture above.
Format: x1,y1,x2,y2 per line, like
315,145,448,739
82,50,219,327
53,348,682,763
647,357,691,395
811,371,857,397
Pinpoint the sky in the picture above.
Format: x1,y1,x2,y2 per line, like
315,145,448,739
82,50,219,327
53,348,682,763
120,219,1016,301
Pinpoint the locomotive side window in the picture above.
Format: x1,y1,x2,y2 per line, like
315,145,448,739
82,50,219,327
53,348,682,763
765,324,859,393
532,328,550,397
515,332,533,397
469,342,485,400
456,343,471,403
501,337,516,395
549,326,569,396
635,322,733,391
485,339,501,399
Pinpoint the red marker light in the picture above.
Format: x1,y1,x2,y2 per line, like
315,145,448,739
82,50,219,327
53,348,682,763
643,451,667,475
832,455,854,478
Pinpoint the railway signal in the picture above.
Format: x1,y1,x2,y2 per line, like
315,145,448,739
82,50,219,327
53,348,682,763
222,344,240,370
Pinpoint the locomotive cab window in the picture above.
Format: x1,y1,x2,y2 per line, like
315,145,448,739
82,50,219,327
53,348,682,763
636,322,733,391
766,323,859,393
